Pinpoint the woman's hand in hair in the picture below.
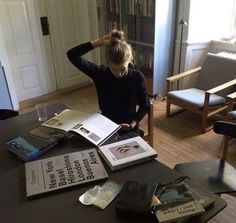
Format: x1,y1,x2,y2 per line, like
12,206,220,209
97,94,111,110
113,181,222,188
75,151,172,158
91,34,111,48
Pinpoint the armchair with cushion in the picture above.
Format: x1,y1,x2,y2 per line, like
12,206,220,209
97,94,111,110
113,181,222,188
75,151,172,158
166,53,236,133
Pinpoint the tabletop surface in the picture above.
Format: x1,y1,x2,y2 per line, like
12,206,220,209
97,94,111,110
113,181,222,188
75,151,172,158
174,159,236,194
0,103,227,223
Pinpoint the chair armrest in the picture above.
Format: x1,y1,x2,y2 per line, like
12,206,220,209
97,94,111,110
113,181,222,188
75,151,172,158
227,92,236,112
206,79,236,94
166,67,202,83
203,79,236,113
227,92,236,100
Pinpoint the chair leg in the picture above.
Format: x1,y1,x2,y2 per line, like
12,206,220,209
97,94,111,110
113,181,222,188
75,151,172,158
166,97,171,117
221,136,230,160
201,115,208,133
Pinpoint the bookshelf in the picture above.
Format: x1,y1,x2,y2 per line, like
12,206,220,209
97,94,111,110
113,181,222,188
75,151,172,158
98,0,176,97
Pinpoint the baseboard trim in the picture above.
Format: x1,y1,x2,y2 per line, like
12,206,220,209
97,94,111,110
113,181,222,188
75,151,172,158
19,82,93,110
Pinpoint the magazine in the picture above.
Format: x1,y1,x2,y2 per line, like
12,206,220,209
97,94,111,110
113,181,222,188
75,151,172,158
183,181,215,209
154,181,215,223
6,126,67,162
155,200,205,223
25,148,108,197
42,109,120,146
98,136,158,170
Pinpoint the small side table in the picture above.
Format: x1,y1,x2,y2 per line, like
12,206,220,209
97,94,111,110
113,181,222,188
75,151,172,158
174,159,236,195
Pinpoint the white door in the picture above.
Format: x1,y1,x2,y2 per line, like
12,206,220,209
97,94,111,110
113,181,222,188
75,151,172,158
46,0,98,89
0,0,49,101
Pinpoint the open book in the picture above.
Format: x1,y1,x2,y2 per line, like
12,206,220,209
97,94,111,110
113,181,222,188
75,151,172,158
42,109,120,146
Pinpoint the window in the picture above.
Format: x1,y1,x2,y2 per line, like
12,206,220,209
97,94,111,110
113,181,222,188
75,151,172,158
188,0,236,42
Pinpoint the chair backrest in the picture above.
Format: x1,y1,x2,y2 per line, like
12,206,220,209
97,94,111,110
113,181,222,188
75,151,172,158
0,109,19,121
196,53,236,97
143,101,154,147
214,121,236,138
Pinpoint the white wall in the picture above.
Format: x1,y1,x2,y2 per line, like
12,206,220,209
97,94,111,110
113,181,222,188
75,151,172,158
0,26,19,110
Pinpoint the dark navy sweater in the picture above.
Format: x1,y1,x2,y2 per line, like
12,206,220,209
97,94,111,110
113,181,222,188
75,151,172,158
67,42,149,125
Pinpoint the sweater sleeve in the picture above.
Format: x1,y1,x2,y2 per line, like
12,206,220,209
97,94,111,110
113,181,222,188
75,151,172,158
134,73,149,123
67,42,100,79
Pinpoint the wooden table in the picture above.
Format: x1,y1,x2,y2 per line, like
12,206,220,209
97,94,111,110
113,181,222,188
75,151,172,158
0,103,227,223
174,159,236,195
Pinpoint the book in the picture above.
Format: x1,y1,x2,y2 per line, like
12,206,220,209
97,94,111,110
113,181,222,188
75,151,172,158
155,182,194,207
98,136,158,170
6,126,67,162
92,180,122,210
42,109,120,146
116,180,158,215
183,181,215,210
154,181,215,223
25,148,108,197
155,200,205,223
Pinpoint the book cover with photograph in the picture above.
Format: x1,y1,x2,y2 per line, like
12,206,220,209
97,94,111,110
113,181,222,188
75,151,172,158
6,126,67,162
98,136,158,170
25,148,108,197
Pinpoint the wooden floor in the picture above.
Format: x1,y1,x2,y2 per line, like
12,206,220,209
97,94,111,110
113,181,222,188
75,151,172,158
20,85,236,223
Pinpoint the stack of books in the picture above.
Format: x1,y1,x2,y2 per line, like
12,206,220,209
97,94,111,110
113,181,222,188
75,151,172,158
154,181,215,223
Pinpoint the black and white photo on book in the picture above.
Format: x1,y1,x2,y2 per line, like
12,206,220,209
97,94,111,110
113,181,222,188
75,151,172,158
25,149,108,197
98,136,158,170
42,109,120,146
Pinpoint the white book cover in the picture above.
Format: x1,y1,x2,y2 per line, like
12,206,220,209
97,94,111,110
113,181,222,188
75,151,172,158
42,109,120,146
25,149,108,197
98,136,158,170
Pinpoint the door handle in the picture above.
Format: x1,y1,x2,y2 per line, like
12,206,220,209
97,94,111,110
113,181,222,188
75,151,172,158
40,17,50,36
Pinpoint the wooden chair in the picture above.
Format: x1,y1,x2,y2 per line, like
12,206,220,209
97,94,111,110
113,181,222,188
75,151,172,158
166,53,236,133
143,100,154,147
213,121,236,160
213,92,236,160
227,92,236,120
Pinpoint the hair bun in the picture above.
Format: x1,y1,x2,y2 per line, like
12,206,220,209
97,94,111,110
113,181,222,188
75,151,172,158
110,29,125,45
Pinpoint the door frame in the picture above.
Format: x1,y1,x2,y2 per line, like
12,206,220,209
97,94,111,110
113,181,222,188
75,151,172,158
36,0,101,92
0,0,100,107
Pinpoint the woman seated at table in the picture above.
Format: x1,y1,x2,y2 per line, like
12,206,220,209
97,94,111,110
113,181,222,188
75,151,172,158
67,29,149,139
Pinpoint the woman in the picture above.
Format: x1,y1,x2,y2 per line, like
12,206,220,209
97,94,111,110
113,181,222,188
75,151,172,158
67,30,149,139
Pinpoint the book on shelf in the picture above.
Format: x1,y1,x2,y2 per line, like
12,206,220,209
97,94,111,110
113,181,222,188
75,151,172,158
42,109,120,146
98,136,158,170
6,126,67,162
25,148,108,197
